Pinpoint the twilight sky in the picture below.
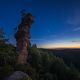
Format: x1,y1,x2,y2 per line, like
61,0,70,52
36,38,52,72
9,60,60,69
0,0,80,48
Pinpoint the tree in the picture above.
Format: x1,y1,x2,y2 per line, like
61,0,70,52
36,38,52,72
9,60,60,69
0,28,8,44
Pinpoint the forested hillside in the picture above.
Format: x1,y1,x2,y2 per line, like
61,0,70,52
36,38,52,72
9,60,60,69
0,43,80,80
41,48,80,71
0,29,80,80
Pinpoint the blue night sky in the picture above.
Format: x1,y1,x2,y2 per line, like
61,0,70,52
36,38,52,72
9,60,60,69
0,0,80,48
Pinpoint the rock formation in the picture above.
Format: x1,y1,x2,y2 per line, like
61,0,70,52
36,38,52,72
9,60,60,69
6,71,31,80
15,13,34,64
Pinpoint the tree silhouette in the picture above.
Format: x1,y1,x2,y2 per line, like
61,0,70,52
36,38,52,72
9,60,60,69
0,28,8,44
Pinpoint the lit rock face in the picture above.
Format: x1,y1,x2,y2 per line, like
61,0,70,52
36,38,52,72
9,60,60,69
6,71,31,80
15,13,34,64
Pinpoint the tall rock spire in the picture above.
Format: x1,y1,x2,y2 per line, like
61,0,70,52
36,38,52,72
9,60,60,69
15,12,34,64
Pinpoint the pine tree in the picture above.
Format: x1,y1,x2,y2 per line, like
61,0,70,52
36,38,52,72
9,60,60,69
0,28,8,44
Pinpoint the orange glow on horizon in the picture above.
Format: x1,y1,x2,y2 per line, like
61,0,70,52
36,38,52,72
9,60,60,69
39,43,80,49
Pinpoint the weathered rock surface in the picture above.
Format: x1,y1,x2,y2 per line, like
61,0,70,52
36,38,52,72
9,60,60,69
6,71,31,80
15,13,34,64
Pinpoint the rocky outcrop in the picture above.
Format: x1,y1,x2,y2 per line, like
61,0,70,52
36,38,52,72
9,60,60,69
15,13,34,64
6,71,32,80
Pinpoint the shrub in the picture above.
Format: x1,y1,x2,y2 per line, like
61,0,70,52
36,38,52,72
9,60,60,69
0,64,14,79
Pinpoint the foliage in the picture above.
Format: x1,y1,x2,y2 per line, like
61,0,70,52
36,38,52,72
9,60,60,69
0,44,17,66
0,28,8,43
18,76,32,80
0,64,14,79
0,43,80,80
29,45,80,80
0,28,5,39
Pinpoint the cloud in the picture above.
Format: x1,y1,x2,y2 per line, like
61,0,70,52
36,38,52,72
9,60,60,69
66,8,80,32
71,40,80,43
67,9,80,26
73,27,80,31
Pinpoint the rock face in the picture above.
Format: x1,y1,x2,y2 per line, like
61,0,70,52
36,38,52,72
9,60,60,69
15,13,34,64
6,71,31,80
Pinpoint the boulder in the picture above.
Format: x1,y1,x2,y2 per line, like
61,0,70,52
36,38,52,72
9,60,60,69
6,71,31,80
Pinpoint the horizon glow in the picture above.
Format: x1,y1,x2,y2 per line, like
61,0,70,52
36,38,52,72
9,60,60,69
38,40,80,49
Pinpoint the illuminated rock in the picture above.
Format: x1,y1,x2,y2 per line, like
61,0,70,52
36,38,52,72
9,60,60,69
15,13,34,64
